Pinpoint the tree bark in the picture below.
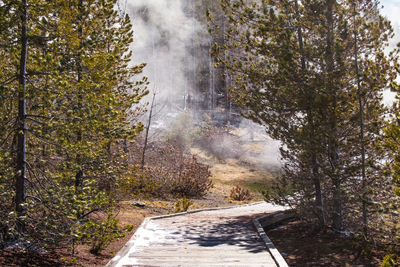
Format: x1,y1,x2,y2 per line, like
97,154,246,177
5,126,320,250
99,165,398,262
353,3,368,237
75,0,84,190
141,92,156,170
325,0,342,231
15,0,28,216
295,0,325,227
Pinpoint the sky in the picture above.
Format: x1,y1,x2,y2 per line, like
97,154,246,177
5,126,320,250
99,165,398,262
381,0,400,23
382,0,400,47
381,0,399,105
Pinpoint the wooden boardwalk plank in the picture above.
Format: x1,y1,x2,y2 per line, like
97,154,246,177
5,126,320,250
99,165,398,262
107,202,286,267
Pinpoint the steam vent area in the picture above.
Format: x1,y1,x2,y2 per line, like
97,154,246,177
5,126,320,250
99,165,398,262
114,1,289,266
3,0,400,266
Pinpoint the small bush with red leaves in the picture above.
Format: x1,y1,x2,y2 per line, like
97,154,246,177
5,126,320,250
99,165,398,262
170,155,213,198
127,140,213,198
230,185,251,201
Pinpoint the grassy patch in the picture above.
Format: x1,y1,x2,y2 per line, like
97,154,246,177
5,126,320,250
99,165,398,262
241,180,275,195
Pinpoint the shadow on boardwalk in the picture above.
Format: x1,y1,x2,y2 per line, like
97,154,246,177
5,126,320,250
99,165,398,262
182,214,268,253
107,202,286,266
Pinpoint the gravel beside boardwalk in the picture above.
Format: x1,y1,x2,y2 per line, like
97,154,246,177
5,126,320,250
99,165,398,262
106,202,286,267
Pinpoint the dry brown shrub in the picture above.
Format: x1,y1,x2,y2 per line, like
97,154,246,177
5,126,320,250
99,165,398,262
230,185,251,201
126,139,212,198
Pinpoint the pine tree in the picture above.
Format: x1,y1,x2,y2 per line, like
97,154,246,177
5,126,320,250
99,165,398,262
348,0,395,238
0,0,21,239
384,63,400,248
0,0,147,250
34,0,147,249
209,0,330,227
210,0,396,238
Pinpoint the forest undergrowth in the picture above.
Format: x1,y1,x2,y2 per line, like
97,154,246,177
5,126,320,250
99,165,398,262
0,116,278,266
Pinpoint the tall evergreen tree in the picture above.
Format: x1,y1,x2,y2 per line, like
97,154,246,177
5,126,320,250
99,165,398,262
384,63,400,248
348,0,396,237
0,0,147,250
209,0,396,237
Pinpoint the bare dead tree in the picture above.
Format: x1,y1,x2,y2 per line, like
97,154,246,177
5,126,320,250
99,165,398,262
141,91,156,169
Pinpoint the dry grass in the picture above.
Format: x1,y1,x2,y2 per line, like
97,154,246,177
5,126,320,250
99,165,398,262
191,145,279,201
211,159,275,183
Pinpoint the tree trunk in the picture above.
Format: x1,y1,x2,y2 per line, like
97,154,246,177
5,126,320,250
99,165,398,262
326,0,342,231
353,3,368,237
222,14,231,124
141,92,156,169
295,0,325,227
15,0,28,216
75,0,84,190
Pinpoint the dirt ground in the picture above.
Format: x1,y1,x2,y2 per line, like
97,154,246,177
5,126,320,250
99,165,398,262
0,201,172,267
0,168,264,267
267,220,395,267
192,146,278,201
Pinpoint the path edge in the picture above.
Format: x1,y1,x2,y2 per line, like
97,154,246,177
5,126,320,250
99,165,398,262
105,217,151,267
253,215,289,267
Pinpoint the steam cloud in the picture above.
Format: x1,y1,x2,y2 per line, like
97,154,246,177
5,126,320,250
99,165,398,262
124,0,282,168
126,0,201,103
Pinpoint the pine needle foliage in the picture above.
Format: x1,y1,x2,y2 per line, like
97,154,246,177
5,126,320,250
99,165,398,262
0,0,147,251
209,0,399,246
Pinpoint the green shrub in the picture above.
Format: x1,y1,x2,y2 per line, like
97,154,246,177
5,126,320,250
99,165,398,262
76,211,125,255
119,166,160,198
381,254,398,267
174,197,193,213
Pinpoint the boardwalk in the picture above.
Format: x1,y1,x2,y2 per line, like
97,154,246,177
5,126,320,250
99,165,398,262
107,202,287,267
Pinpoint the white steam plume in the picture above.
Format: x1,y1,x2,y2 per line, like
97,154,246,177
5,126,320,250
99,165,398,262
126,0,201,105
